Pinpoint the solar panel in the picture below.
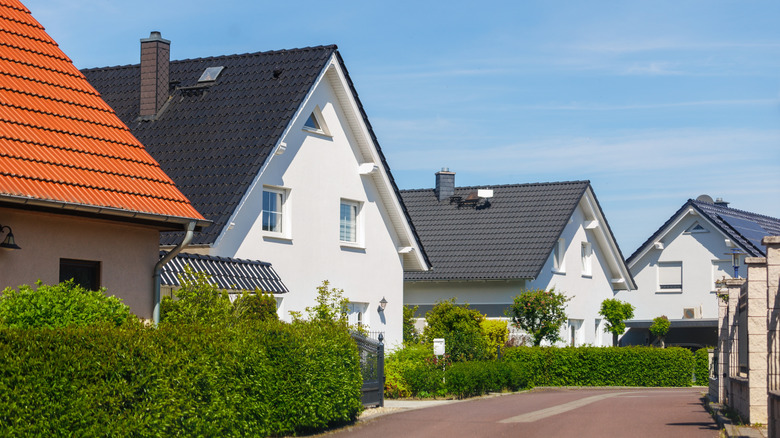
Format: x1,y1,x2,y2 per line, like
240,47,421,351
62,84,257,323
719,214,768,252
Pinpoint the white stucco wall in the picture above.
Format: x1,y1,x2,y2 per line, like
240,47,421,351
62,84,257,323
405,202,621,347
0,207,161,318
618,209,730,321
206,70,407,346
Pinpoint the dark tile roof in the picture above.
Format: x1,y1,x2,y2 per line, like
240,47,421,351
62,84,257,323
627,199,780,263
82,46,336,245
160,252,288,294
401,181,590,281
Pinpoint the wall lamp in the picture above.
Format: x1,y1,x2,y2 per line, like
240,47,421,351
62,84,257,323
0,225,21,250
378,297,388,312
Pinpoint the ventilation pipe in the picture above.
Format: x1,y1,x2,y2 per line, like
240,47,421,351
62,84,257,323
152,221,195,325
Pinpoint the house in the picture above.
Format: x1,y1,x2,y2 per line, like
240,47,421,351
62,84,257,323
617,195,780,348
82,35,429,345
0,0,209,320
400,169,635,346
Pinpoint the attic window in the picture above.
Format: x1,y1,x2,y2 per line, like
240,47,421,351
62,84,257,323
302,106,331,136
685,222,708,234
198,66,224,83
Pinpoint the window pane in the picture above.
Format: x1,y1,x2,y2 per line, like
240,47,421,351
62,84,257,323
659,262,682,289
262,190,283,232
340,202,357,242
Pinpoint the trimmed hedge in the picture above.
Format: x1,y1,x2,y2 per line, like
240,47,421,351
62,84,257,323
502,346,694,387
694,348,710,385
0,321,361,436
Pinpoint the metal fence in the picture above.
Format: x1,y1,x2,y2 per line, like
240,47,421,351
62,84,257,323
351,332,384,408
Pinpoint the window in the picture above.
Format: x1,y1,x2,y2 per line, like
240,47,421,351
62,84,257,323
685,221,708,233
581,242,592,276
594,318,603,347
302,106,330,136
568,319,583,347
262,187,286,234
340,199,360,243
60,259,100,291
347,302,368,329
658,261,682,291
553,238,566,273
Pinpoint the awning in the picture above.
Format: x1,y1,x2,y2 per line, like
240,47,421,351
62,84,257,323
625,318,718,329
160,252,288,294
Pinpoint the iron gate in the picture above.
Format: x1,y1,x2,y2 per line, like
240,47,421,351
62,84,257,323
351,332,384,408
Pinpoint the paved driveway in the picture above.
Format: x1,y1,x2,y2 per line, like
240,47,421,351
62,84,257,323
327,387,719,437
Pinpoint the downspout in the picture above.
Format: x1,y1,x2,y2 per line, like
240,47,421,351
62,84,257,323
153,221,196,325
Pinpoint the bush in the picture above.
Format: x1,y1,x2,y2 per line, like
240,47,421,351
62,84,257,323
403,305,420,344
694,348,710,385
509,288,570,346
160,265,235,325
0,320,361,436
384,343,447,398
502,346,695,387
234,291,278,322
0,280,135,329
422,299,488,362
481,319,508,359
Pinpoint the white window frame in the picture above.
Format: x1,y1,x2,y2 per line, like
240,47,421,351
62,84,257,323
553,238,566,274
657,261,683,293
568,319,584,347
594,318,603,347
581,241,592,277
347,302,369,329
261,186,290,238
301,105,331,136
339,199,363,247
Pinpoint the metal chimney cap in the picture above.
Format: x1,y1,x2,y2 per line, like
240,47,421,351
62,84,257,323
141,31,170,44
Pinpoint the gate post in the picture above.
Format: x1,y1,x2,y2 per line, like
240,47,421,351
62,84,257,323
378,333,385,407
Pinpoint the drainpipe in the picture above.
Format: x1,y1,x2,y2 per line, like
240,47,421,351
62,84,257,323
153,221,196,325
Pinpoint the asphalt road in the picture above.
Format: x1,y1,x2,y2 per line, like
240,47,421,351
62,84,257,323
327,387,719,437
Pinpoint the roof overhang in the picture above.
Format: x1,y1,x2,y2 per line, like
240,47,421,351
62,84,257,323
625,318,718,329
578,187,636,290
0,194,210,232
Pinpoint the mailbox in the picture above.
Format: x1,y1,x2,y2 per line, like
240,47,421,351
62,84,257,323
433,338,445,356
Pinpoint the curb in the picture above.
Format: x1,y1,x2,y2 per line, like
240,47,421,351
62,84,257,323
705,399,767,438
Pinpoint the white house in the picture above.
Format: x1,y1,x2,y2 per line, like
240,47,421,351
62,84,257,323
618,195,780,348
84,38,430,346
400,170,636,346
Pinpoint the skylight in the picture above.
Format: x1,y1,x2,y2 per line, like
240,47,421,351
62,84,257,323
198,66,224,83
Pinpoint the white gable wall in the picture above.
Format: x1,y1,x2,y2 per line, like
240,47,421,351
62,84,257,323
618,209,730,321
206,70,407,346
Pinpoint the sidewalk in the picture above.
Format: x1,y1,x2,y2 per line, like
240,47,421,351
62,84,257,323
358,398,461,422
707,401,768,438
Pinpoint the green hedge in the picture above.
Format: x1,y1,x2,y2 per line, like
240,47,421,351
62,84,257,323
502,346,694,387
694,348,710,385
0,321,361,436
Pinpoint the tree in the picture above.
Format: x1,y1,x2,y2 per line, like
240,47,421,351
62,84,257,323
649,315,671,348
289,280,350,325
599,298,635,346
402,305,420,344
422,299,487,362
509,288,570,346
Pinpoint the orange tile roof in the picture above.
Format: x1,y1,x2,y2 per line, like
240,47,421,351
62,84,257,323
0,0,205,224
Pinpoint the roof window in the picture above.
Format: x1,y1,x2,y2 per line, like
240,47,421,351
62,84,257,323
198,66,224,83
685,221,708,234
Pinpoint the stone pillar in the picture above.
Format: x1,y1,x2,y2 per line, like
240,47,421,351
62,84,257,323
715,289,729,403
726,279,743,379
745,256,768,424
767,237,780,394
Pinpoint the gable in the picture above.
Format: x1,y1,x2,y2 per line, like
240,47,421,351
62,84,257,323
0,1,204,227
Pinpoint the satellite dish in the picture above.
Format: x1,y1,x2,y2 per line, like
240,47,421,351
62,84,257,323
696,194,714,204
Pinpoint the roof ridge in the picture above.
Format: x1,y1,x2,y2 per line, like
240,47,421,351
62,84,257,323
1,99,128,131
0,84,110,113
694,199,780,222
0,117,144,150
0,39,69,63
0,61,100,96
176,251,272,266
400,180,591,192
0,134,155,166
1,171,188,204
1,152,173,185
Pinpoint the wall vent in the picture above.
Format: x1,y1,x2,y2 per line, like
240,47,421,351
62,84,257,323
682,307,700,319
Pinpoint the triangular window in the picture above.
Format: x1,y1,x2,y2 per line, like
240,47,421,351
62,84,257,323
301,106,330,136
685,222,708,234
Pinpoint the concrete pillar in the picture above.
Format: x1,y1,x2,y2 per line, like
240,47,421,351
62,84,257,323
745,257,768,424
715,289,729,403
767,236,780,395
726,279,743,379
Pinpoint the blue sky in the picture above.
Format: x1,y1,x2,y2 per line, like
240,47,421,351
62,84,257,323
25,0,780,255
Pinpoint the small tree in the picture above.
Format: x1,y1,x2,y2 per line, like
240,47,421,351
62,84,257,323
422,299,487,362
599,298,635,346
480,319,508,358
402,304,420,344
160,265,234,325
509,288,570,346
289,280,350,326
650,315,671,348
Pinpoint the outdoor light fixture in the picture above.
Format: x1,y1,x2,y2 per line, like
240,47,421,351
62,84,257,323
379,297,388,312
725,248,745,278
0,225,20,250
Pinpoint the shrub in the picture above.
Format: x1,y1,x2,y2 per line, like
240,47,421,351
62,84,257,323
599,298,635,346
0,280,135,329
289,280,349,325
234,291,278,322
481,319,508,359
0,320,361,436
160,265,235,325
509,288,570,346
502,346,694,387
694,348,710,384
422,299,487,362
403,305,420,344
385,343,439,398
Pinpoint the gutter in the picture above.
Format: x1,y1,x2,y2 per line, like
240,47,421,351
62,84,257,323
152,220,196,325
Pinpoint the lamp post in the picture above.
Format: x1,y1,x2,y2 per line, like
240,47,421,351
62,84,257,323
726,248,745,278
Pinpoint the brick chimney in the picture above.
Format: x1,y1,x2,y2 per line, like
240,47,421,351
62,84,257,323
435,168,455,202
139,31,170,117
